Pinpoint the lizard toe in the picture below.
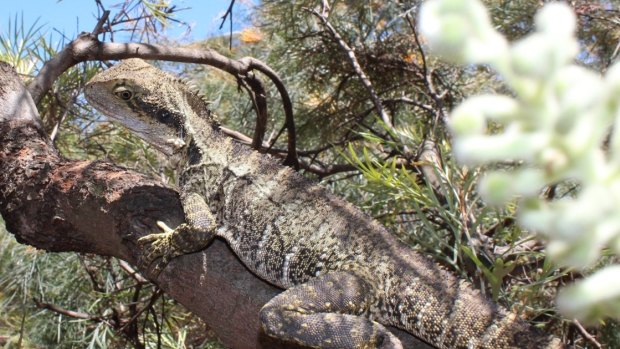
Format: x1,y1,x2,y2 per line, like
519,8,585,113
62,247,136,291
376,331,403,349
137,232,169,246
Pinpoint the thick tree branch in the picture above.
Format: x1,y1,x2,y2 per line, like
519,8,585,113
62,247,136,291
0,62,428,348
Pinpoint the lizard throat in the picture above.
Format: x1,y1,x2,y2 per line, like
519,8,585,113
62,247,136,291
187,139,203,165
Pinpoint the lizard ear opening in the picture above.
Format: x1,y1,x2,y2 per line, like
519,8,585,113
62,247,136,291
113,86,135,101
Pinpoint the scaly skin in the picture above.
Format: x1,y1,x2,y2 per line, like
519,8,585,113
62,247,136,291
85,58,566,349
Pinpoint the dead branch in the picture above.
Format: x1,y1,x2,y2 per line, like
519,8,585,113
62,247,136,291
219,125,354,176
234,72,269,151
573,319,602,349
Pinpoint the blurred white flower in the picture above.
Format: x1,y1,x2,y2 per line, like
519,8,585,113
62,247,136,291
449,95,520,136
420,0,620,321
478,169,546,206
557,266,620,323
535,3,576,38
453,131,549,165
419,0,507,63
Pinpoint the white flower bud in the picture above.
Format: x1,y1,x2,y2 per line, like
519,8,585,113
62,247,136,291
510,33,578,78
419,0,508,63
557,265,620,323
605,63,620,164
545,233,601,268
535,3,576,38
478,169,546,205
555,66,604,130
453,131,548,165
449,94,519,136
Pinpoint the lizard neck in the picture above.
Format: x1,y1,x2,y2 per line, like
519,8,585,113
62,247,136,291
179,111,230,169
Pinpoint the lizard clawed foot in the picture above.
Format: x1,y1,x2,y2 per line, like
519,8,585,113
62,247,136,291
137,221,186,277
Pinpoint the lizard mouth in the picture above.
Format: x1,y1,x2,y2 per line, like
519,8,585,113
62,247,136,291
84,85,179,156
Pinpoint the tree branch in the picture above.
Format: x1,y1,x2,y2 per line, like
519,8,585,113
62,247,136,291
34,299,103,321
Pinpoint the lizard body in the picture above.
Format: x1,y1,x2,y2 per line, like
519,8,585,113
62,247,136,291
85,59,565,349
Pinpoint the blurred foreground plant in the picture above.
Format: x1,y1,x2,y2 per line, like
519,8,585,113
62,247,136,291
420,0,620,323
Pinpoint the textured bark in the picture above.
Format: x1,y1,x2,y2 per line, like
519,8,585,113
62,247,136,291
0,62,427,348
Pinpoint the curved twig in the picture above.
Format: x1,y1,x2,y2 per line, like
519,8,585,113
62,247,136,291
234,72,268,151
238,56,299,169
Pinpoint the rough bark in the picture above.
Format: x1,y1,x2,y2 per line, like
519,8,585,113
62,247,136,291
0,62,428,348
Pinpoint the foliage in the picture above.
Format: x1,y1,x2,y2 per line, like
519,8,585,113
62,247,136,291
0,221,222,349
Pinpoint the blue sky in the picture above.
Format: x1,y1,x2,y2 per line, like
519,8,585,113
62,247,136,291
2,0,250,42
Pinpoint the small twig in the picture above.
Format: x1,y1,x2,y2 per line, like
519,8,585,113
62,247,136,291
35,298,102,321
573,319,602,349
235,73,268,150
406,14,428,84
92,10,110,35
238,57,298,169
415,138,446,203
493,237,541,257
405,13,446,136
77,255,105,292
125,282,143,347
118,259,148,284
219,125,356,176
119,289,164,331
219,0,236,50
483,217,516,237
383,97,434,114
49,87,81,142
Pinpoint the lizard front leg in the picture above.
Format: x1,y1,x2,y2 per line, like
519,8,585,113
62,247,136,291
260,271,403,349
138,192,216,275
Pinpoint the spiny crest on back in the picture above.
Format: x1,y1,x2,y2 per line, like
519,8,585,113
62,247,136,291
172,75,216,121
88,58,163,85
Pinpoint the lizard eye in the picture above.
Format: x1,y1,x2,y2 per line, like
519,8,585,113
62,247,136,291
113,86,134,101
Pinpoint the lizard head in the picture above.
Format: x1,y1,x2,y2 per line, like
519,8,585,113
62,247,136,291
85,59,191,156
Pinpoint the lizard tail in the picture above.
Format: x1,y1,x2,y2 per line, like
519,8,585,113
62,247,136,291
388,268,565,348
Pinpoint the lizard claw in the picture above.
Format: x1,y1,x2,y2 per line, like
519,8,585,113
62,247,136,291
156,220,175,233
137,221,183,277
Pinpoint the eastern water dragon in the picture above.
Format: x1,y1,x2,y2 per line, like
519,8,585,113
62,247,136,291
85,58,566,349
